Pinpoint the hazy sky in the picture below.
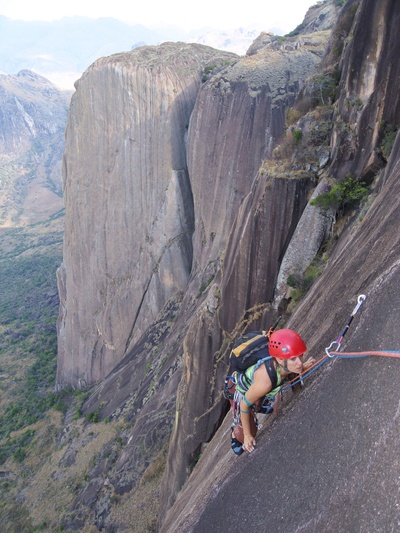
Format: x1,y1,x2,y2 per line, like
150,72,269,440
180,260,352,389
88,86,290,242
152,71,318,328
1,0,318,33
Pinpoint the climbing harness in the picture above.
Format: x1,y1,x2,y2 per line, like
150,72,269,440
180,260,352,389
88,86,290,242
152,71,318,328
225,375,260,447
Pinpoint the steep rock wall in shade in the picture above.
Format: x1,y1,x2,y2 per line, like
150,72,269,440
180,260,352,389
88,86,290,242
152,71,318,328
188,31,329,273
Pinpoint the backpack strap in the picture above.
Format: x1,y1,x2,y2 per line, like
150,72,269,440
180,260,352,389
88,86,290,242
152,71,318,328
263,357,278,390
237,356,278,393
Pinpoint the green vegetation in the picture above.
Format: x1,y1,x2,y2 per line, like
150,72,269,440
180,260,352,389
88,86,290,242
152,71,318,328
310,174,369,214
197,274,215,298
201,60,235,83
381,130,397,160
202,65,216,82
287,263,322,303
286,108,302,126
0,429,36,465
309,72,339,106
379,121,398,161
285,22,306,38
0,221,63,447
293,129,303,143
85,410,101,423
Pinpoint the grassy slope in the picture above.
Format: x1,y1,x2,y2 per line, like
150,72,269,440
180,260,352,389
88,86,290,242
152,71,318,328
0,213,64,437
0,214,64,530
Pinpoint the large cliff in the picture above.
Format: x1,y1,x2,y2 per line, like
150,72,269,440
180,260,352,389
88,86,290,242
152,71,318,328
56,43,238,387
49,0,400,531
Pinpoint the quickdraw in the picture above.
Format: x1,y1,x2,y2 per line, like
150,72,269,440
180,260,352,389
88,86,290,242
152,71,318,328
325,294,366,357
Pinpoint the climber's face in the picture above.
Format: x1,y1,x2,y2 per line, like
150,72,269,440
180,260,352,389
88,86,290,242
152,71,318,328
277,355,304,374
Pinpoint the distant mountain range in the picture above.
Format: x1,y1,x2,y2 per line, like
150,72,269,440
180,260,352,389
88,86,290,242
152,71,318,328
0,15,281,90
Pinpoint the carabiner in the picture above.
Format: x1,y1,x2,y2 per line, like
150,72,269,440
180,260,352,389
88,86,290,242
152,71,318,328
352,294,366,316
325,340,341,357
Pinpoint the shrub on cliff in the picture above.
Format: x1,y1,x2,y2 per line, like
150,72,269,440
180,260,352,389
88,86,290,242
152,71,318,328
310,174,368,214
379,122,398,161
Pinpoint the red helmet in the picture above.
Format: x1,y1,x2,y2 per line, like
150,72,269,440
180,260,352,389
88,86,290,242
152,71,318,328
269,329,306,359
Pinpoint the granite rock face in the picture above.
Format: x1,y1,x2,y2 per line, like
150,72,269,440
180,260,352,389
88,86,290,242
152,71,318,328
297,0,342,34
56,30,332,526
162,133,400,531
330,0,400,181
188,31,329,275
274,177,333,303
56,43,237,387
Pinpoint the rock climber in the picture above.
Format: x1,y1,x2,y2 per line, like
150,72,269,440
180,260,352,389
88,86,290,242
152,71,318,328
231,328,315,455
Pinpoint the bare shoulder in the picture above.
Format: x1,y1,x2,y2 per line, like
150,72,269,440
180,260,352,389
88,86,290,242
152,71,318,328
252,363,273,395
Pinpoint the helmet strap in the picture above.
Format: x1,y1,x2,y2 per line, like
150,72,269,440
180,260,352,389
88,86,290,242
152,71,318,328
275,358,289,373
